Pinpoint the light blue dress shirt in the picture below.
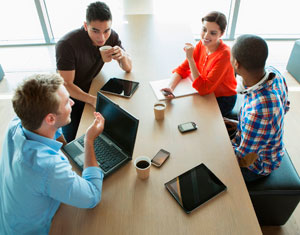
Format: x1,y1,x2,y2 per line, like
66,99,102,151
0,117,104,235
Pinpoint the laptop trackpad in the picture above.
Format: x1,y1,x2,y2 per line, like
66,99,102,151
64,143,84,165
76,154,84,164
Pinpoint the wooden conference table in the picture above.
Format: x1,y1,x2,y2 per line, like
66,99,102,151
50,15,261,235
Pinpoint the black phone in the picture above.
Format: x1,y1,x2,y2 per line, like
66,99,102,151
161,90,174,97
178,122,197,133
151,149,170,167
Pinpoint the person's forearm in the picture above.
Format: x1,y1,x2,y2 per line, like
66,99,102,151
169,73,182,91
188,59,200,81
65,83,96,106
223,117,239,124
84,139,99,169
119,53,132,72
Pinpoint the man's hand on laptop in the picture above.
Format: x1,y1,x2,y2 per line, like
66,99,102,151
85,112,105,143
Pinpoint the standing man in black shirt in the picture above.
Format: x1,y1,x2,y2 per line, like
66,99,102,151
56,1,132,142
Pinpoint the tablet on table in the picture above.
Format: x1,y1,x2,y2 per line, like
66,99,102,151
100,77,139,98
165,163,227,213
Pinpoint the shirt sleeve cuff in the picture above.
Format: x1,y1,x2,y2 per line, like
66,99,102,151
82,167,104,180
172,68,190,79
192,76,206,95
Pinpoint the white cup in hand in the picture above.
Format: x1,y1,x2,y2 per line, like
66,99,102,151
100,45,112,62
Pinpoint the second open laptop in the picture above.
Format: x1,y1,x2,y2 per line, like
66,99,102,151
62,92,139,177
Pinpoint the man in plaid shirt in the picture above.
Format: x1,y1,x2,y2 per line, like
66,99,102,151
228,35,289,183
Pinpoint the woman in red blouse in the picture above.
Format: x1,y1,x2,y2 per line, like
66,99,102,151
162,11,237,117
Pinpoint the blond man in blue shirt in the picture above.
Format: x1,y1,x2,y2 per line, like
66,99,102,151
0,74,104,234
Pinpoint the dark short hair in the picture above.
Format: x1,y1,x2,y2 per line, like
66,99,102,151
12,74,64,131
202,11,227,34
232,34,268,71
86,1,112,23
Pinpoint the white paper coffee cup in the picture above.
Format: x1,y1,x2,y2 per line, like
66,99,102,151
100,45,112,62
154,102,166,120
134,156,151,180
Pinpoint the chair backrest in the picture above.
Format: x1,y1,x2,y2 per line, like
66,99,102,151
286,40,300,83
0,64,4,82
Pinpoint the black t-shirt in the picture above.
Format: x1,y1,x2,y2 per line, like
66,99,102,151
55,27,123,93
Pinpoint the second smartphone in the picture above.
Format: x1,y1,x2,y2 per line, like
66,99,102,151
178,122,197,133
151,149,170,167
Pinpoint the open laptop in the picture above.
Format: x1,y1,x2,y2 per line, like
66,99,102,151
62,92,139,177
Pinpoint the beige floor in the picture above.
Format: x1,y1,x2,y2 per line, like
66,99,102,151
0,40,300,234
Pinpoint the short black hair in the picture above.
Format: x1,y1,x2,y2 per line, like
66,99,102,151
232,34,268,71
86,1,112,23
202,11,227,34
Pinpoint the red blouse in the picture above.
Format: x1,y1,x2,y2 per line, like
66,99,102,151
173,40,237,97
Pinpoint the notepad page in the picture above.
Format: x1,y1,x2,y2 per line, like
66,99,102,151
149,77,198,101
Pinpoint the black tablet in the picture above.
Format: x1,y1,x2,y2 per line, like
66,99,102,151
100,78,139,98
165,163,227,213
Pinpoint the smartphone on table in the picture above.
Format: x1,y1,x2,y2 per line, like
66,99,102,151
151,149,170,167
161,90,174,97
178,122,197,133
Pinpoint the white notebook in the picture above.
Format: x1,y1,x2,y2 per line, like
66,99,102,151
149,77,198,101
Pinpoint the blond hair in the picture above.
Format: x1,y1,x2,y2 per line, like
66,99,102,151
12,73,64,131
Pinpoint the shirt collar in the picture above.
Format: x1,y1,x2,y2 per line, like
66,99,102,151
217,39,224,50
239,68,275,95
22,127,63,152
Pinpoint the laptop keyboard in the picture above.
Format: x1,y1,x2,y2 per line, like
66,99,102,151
78,136,127,172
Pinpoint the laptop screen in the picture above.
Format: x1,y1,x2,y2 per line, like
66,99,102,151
96,92,139,156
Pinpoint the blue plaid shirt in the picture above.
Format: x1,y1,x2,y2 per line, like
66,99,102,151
232,66,289,175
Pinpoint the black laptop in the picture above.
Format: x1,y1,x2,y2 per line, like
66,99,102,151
62,92,139,177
